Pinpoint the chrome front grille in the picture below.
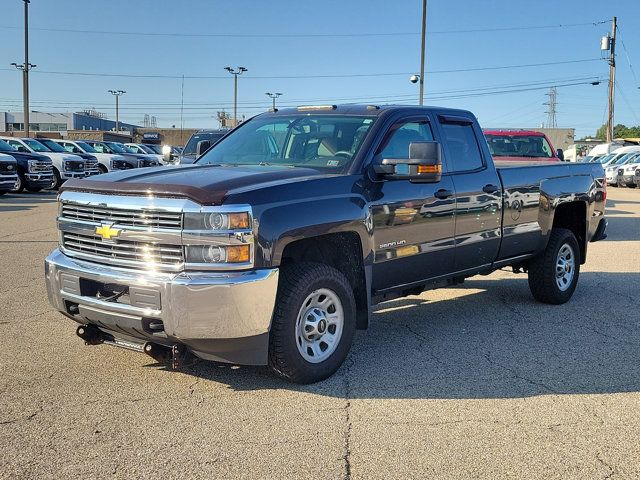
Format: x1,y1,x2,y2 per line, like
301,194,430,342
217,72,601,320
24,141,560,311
61,204,182,229
62,232,184,269
31,160,53,172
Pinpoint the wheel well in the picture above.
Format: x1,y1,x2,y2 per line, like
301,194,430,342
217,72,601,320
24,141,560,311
552,201,587,263
281,232,369,329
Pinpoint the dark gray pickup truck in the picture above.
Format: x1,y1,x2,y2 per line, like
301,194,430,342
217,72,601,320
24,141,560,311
45,105,607,383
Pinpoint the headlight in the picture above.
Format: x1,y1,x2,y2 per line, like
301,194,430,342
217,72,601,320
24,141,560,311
185,245,250,264
184,212,250,230
27,159,38,172
64,161,84,171
111,159,131,170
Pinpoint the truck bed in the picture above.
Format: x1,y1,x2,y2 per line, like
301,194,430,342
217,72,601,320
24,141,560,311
495,160,605,261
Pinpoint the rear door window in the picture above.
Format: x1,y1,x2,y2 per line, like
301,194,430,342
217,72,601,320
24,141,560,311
440,121,484,172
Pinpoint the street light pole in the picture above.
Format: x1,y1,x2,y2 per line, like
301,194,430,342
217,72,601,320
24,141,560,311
419,0,427,105
225,66,247,126
265,92,283,110
11,1,35,136
108,90,126,132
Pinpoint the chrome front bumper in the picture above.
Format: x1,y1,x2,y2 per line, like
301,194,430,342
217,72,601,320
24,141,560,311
0,173,17,189
60,171,86,180
45,249,279,364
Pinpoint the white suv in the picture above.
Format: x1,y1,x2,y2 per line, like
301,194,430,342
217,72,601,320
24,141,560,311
615,152,640,188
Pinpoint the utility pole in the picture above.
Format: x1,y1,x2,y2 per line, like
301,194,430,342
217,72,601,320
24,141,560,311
419,0,427,105
544,87,558,128
265,92,283,110
224,66,247,126
11,0,35,136
108,90,126,132
606,16,617,143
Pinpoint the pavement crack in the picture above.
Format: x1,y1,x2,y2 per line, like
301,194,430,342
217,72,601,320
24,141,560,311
483,351,559,394
400,324,447,366
596,452,616,479
0,405,43,425
342,356,353,480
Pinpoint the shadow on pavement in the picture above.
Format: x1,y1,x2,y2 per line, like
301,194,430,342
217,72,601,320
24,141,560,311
179,271,640,399
0,192,57,213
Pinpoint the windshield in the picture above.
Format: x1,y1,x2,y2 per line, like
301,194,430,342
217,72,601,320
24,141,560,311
595,154,613,163
75,141,97,153
485,134,554,158
138,144,158,154
105,142,129,154
184,132,227,155
87,142,114,154
38,139,66,152
197,115,375,171
0,139,17,152
618,153,640,165
144,144,163,154
23,139,51,153
609,154,629,166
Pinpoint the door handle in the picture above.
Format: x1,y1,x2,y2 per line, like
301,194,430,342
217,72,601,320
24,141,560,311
482,184,499,194
434,189,453,199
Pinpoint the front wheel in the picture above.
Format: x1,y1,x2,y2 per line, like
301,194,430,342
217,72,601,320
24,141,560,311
528,228,581,304
48,167,62,190
11,173,25,193
268,262,356,384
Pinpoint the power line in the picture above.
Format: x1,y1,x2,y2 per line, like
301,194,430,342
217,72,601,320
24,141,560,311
0,20,609,38
0,59,603,80
0,78,606,113
616,24,640,89
0,75,605,107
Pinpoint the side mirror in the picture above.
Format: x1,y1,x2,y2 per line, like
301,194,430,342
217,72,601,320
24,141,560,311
556,148,564,161
373,141,442,182
195,140,211,158
163,150,172,163
17,146,28,153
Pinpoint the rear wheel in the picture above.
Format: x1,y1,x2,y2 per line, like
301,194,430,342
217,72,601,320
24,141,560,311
268,262,356,384
528,228,580,304
11,172,25,193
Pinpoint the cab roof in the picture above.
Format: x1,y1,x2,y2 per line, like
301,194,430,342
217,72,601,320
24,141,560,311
264,104,475,118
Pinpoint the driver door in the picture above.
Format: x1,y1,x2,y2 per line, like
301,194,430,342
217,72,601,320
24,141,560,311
370,117,456,293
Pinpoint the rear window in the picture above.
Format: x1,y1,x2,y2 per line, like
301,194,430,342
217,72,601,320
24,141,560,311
485,134,555,159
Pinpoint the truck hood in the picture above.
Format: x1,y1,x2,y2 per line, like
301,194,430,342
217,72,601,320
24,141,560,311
60,164,331,205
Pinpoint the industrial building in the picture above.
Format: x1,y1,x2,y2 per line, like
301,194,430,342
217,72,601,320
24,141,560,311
0,111,139,135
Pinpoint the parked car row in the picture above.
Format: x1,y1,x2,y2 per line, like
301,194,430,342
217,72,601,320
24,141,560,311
0,137,170,194
584,144,640,188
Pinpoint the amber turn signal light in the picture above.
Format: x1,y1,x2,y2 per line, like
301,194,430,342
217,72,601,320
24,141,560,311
226,245,251,263
228,213,250,229
417,164,442,174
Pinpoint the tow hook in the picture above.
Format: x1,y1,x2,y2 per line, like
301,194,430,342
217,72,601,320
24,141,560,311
143,342,189,370
76,324,103,345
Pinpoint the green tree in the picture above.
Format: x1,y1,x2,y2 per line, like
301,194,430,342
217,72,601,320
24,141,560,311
594,123,640,140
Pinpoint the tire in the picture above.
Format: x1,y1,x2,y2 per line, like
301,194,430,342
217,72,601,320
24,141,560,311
0,190,7,196
48,167,61,190
12,172,25,193
97,164,108,174
268,262,356,384
528,228,581,305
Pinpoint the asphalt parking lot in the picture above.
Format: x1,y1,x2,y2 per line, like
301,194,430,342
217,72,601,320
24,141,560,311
0,188,639,479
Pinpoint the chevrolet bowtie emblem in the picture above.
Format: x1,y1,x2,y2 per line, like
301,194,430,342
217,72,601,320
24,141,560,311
95,223,121,240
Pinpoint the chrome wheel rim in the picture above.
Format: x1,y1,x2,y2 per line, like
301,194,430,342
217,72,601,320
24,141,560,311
555,243,575,291
295,288,344,364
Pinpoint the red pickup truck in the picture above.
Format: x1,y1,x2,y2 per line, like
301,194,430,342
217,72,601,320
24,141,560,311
484,130,564,162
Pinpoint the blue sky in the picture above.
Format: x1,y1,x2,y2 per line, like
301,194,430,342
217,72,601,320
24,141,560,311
0,0,638,138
